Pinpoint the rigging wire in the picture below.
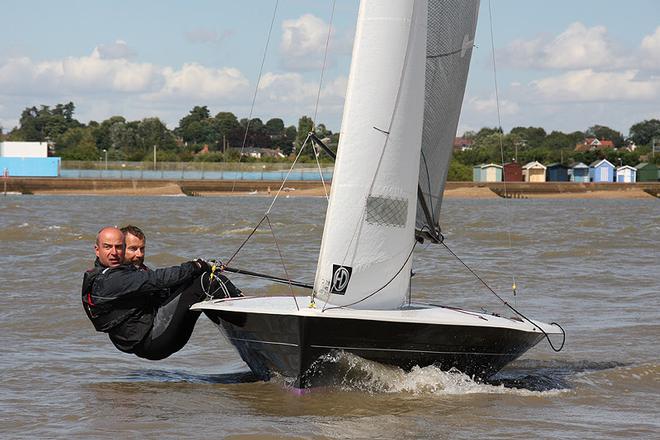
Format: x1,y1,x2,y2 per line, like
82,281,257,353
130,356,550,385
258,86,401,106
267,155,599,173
441,241,565,352
488,0,518,304
226,134,312,267
265,215,300,311
222,0,338,298
309,0,337,201
231,0,279,193
312,0,337,126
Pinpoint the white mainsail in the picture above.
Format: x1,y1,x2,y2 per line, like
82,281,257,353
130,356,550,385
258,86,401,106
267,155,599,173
313,0,479,309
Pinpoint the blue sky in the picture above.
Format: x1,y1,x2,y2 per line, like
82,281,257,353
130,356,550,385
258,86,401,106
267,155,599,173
1,0,659,136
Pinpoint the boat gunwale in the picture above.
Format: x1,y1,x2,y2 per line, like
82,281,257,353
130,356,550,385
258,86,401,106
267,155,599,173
192,296,561,334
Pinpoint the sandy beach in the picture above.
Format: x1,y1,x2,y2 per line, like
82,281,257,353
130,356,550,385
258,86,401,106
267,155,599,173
21,183,657,199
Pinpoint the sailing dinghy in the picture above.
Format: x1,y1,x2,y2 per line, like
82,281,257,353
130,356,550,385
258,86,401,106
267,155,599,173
193,0,563,388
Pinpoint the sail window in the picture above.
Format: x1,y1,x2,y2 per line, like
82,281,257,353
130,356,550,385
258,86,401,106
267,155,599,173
365,195,408,228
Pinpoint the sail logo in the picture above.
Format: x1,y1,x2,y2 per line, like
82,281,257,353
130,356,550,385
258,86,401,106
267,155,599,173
330,265,352,295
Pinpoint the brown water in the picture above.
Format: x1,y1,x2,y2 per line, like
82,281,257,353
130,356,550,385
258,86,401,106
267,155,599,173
1,195,658,439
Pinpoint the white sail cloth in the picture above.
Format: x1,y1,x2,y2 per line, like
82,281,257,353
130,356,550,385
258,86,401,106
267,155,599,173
313,0,479,310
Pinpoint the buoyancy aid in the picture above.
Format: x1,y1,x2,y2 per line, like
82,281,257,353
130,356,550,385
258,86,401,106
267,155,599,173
81,261,153,333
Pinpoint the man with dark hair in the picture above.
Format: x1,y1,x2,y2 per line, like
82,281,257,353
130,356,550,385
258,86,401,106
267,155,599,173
120,225,146,269
82,226,241,360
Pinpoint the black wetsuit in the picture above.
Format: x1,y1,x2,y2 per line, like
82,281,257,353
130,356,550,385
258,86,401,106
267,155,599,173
81,259,240,360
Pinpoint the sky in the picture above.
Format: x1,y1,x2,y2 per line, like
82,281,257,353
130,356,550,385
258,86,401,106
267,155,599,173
1,0,659,137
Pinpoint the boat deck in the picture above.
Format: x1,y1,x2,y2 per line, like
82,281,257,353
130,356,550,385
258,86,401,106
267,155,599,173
191,296,561,334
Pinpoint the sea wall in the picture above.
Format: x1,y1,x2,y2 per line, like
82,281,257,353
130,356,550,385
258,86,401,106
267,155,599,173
2,178,659,197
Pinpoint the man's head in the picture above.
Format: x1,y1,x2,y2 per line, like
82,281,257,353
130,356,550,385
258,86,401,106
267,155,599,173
95,227,125,267
121,225,146,267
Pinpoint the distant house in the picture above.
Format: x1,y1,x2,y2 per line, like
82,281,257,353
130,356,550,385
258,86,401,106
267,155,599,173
453,137,474,152
472,163,502,182
635,162,658,182
590,159,615,182
522,161,546,182
546,163,570,182
616,165,637,183
575,137,615,152
571,162,590,183
503,162,523,182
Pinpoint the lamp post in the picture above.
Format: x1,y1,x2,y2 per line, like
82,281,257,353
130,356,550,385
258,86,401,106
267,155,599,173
103,149,108,170
153,145,157,170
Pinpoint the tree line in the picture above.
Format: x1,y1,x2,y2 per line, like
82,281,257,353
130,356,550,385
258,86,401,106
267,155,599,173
1,102,658,176
0,102,337,163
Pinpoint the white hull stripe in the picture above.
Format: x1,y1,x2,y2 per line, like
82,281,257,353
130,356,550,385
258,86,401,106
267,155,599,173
229,336,298,347
228,337,515,356
309,344,512,356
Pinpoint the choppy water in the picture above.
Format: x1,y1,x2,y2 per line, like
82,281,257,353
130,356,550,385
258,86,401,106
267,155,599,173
1,194,658,439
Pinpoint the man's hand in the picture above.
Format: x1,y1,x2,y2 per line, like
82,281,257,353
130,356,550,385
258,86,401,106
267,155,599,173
192,258,211,273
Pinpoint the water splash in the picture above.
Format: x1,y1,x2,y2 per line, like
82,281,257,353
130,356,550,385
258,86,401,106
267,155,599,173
301,352,574,396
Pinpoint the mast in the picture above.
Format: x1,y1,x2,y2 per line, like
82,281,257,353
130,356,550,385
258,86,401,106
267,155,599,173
313,0,428,309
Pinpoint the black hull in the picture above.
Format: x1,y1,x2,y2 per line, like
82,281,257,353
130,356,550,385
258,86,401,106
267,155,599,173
204,309,545,388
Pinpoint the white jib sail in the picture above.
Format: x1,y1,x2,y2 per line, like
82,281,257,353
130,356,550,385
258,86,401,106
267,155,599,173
313,0,427,309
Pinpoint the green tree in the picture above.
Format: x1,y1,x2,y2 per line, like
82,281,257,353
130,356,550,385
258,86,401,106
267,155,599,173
265,118,285,135
58,127,99,160
447,159,472,181
133,117,177,160
629,119,660,146
93,116,126,150
214,112,241,150
176,105,216,145
510,126,547,148
296,116,314,150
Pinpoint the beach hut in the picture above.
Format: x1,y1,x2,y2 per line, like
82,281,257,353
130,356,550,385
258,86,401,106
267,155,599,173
616,165,637,183
503,162,523,181
522,161,547,182
481,163,502,182
635,162,658,182
472,165,484,182
472,164,502,182
571,162,590,182
590,159,615,182
546,163,569,181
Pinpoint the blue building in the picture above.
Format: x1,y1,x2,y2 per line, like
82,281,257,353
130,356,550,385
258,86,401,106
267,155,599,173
546,163,569,181
590,159,615,182
0,157,61,177
571,162,590,182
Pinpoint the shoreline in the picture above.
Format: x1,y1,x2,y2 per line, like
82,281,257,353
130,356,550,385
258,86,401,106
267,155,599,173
3,178,658,199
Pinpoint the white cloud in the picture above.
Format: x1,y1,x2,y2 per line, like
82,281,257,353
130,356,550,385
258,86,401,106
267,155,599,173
94,40,136,60
502,22,620,70
640,26,660,69
468,96,519,116
530,69,660,102
256,72,347,123
149,63,249,101
0,53,162,95
279,14,352,71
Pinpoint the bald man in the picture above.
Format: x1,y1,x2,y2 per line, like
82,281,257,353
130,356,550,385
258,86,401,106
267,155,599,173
82,226,241,360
